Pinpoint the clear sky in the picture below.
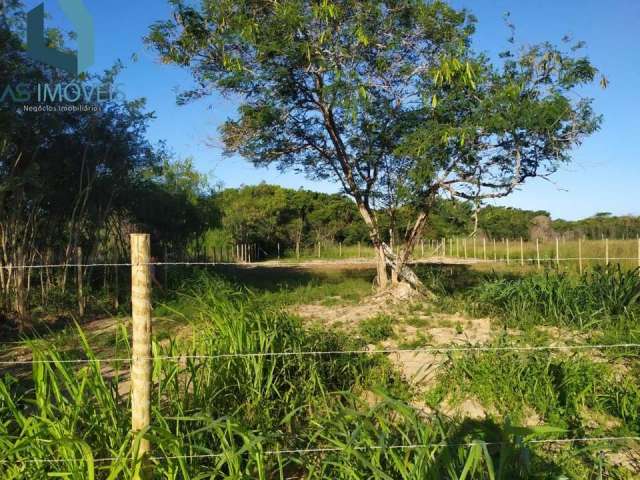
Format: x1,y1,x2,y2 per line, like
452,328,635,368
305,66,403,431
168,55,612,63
25,0,640,220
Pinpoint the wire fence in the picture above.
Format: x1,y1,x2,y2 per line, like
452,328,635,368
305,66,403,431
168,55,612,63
3,436,639,465
2,235,640,469
1,256,639,271
2,342,640,367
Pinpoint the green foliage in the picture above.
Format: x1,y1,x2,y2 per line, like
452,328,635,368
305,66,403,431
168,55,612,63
469,266,640,328
358,314,395,343
0,12,218,322
435,347,640,435
553,214,640,240
0,274,568,479
134,157,218,251
149,0,601,268
478,206,549,240
210,184,369,253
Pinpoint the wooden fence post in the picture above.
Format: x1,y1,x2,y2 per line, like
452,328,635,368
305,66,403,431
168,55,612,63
605,238,609,266
420,240,423,258
442,238,446,257
483,238,487,261
114,252,119,310
506,239,510,264
163,245,168,286
520,238,524,267
130,234,152,475
473,237,477,259
76,246,84,317
339,242,342,258
536,238,541,270
578,238,583,275
556,237,560,268
493,239,497,262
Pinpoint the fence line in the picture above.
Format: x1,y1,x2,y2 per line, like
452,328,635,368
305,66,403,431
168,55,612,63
2,342,640,367
3,435,639,465
2,234,639,469
2,256,640,271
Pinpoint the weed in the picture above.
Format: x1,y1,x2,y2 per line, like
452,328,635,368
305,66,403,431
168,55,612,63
358,315,395,343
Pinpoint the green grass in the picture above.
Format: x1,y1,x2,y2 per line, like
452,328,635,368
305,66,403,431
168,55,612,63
2,268,640,478
428,344,640,431
466,265,640,330
358,314,395,343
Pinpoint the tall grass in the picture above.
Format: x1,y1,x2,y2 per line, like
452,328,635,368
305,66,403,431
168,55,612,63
1,274,631,478
468,266,640,329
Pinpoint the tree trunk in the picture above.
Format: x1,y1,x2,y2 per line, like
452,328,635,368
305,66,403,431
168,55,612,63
395,211,429,281
376,245,388,289
380,243,425,292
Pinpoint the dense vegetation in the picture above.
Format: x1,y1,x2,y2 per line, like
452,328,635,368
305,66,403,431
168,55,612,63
1,266,639,478
206,184,640,255
0,3,218,329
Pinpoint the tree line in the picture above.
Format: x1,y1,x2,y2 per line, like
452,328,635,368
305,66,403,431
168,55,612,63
207,184,640,254
0,4,214,330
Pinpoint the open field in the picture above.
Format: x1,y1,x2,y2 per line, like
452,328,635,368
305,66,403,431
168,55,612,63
278,238,640,271
1,261,639,478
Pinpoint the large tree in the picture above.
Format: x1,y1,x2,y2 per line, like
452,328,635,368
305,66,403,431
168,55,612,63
149,0,601,289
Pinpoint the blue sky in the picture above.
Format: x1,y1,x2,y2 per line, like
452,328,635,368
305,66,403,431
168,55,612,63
25,0,640,220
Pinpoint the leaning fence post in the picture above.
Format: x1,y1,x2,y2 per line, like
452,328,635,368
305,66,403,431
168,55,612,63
130,234,152,474
76,246,84,317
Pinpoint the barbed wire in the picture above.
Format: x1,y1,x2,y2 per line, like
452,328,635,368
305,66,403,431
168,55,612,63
2,342,639,366
3,435,639,464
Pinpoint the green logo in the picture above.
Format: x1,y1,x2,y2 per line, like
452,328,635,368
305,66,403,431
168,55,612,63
27,1,94,76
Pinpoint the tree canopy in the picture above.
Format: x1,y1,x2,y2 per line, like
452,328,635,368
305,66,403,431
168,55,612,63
149,0,602,288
